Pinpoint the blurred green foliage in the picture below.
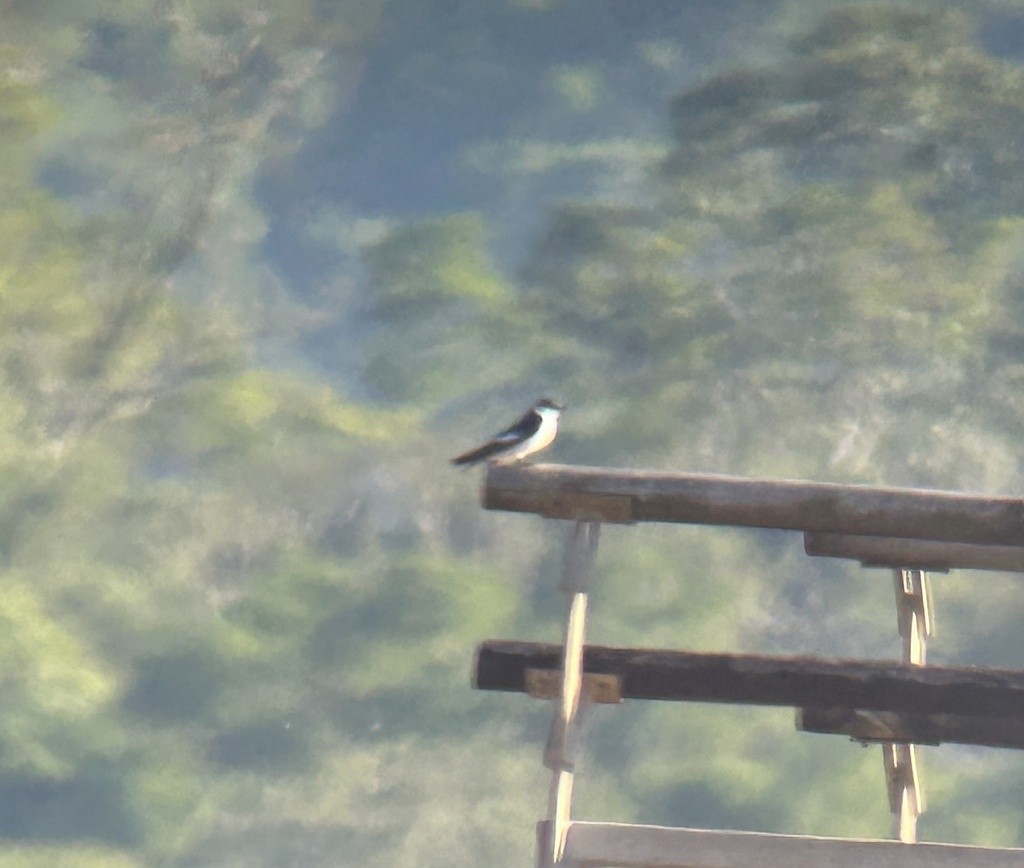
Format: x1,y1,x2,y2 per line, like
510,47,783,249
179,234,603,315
3,1,1024,865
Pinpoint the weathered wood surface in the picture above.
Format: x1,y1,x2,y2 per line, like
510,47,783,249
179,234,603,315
554,821,1024,867
798,706,1024,750
484,463,1024,544
475,640,1024,716
805,531,1024,573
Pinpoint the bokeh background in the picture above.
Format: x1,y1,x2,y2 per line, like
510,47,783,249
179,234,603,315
5,1,1024,864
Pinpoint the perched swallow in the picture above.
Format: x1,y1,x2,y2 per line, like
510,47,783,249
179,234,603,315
451,398,564,467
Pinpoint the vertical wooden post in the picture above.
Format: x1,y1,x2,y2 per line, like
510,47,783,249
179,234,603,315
539,521,600,868
884,568,932,843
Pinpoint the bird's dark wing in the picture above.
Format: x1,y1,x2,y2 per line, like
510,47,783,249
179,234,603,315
451,439,510,466
450,408,542,466
494,408,542,441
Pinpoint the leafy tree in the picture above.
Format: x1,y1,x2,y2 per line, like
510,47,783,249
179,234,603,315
7,1,1024,864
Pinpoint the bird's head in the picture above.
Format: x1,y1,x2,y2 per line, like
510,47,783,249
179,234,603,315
535,397,564,414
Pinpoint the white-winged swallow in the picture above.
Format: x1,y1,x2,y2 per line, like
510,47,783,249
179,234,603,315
451,398,564,467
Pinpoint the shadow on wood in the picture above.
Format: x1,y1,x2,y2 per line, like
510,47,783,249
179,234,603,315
797,706,1024,750
804,532,1024,573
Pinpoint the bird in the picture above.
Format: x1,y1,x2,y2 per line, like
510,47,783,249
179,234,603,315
451,398,564,467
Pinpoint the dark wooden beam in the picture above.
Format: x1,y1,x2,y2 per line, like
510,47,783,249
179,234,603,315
804,532,1024,573
474,640,1024,717
797,706,1024,750
483,463,1024,545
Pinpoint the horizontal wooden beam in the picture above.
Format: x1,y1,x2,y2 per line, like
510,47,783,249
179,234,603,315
474,641,1024,717
553,821,1024,867
483,463,1024,545
805,532,1024,573
797,706,1024,750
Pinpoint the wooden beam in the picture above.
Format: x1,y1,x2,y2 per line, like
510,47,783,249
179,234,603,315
483,463,1024,545
798,706,1024,750
474,641,1024,717
554,821,1024,867
804,532,1024,573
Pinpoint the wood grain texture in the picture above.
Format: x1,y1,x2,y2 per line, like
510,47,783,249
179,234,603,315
474,640,1024,717
484,463,1024,544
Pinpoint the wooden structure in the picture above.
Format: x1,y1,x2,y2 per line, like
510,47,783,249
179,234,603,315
476,643,1024,719
472,463,1024,866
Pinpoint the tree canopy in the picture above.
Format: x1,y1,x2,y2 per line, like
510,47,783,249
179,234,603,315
4,2,1024,864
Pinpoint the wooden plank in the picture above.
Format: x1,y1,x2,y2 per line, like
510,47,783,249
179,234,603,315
483,463,1024,545
526,669,622,703
805,532,1024,573
555,821,1024,867
474,641,1024,717
798,706,1024,750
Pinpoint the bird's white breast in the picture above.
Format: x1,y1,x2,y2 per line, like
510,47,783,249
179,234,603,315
510,407,559,459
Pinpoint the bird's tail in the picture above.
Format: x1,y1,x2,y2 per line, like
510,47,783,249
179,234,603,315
451,440,507,466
